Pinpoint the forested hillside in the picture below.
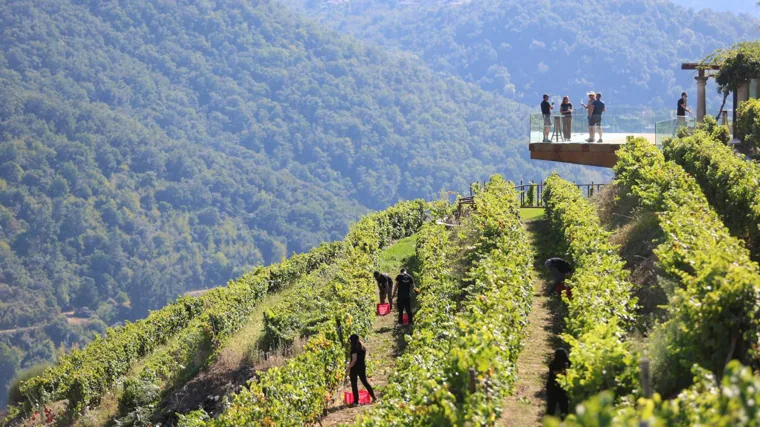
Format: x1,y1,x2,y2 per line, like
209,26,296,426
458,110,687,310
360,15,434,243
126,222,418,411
287,0,759,108
0,0,604,405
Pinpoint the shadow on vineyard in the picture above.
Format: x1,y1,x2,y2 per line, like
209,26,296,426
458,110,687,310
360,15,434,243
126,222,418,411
501,214,564,426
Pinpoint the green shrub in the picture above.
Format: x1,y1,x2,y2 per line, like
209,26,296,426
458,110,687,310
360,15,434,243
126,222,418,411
7,363,50,406
526,182,536,206
736,98,760,149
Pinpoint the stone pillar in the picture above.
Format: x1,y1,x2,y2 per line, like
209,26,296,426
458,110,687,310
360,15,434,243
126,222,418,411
696,70,707,123
737,81,750,105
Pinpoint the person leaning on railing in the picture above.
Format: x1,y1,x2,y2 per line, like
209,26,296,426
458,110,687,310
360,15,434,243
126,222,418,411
560,96,573,141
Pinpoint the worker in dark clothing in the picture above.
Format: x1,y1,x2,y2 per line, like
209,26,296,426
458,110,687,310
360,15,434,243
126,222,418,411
544,257,573,287
546,348,571,418
393,268,415,326
545,257,573,298
346,334,376,406
373,271,394,307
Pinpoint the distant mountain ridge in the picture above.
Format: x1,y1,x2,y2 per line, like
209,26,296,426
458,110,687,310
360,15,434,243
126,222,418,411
286,0,760,109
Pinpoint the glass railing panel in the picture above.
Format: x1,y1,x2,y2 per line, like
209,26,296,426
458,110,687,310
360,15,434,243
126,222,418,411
654,117,697,146
529,112,662,144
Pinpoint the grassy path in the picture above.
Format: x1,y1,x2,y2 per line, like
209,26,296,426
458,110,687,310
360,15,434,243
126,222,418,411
319,235,418,426
500,217,562,426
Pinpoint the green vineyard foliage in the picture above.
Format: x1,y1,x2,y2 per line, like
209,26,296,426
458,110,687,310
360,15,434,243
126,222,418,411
615,137,760,394
553,361,760,426
543,174,639,403
357,175,533,424
177,200,426,425
14,241,343,415
664,125,760,256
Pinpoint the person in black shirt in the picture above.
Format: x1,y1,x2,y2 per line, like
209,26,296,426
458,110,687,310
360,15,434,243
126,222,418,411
546,348,571,418
346,334,376,405
393,268,415,326
560,96,573,141
677,92,691,129
541,94,555,142
373,271,394,307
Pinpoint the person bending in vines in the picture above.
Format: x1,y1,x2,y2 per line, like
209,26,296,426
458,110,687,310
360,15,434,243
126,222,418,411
346,334,376,406
544,257,573,298
373,271,394,307
546,348,571,418
393,268,415,326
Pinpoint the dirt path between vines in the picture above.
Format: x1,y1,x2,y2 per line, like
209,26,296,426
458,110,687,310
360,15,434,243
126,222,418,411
318,309,409,426
500,218,563,426
318,235,419,426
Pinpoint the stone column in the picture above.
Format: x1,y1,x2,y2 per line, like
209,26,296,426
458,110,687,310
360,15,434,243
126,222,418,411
737,81,750,106
696,70,707,123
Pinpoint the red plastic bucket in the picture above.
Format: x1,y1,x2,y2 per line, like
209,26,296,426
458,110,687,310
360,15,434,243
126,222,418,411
344,390,372,405
402,313,409,325
376,303,391,316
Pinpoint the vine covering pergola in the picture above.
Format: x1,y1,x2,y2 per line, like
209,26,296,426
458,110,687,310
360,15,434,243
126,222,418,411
700,42,760,122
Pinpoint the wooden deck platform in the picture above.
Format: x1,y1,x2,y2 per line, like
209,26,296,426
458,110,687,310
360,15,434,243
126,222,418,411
529,133,655,168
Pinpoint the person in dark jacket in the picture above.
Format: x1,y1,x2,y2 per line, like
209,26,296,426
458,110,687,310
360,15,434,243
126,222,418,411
544,258,573,286
393,268,415,326
546,348,571,418
373,271,394,306
346,334,376,405
545,257,574,298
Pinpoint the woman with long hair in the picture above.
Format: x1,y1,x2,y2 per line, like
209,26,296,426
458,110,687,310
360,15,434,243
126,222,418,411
346,334,376,405
560,96,573,141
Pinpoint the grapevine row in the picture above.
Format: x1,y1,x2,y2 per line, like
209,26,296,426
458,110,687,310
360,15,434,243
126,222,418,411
543,174,639,402
177,200,426,425
663,124,760,256
16,241,343,415
559,360,760,426
358,175,533,424
614,137,760,392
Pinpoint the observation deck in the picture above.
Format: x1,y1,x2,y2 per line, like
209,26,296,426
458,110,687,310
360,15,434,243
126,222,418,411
528,112,694,168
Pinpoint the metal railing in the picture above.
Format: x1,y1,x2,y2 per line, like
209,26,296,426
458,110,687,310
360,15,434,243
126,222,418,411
467,181,609,208
514,182,608,207
529,112,657,144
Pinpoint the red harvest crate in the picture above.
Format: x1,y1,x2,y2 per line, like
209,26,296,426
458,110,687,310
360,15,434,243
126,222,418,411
376,303,391,316
402,313,409,325
344,390,372,405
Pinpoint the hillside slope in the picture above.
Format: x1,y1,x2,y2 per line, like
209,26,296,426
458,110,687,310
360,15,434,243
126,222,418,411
286,0,759,108
0,0,604,406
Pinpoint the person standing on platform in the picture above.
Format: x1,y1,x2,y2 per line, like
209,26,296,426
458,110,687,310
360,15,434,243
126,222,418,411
592,92,606,143
373,271,394,307
393,268,415,326
580,92,596,142
560,96,573,141
677,92,691,128
541,94,555,142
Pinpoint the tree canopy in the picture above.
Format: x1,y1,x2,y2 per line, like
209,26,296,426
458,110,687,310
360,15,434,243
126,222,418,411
286,0,759,108
0,0,604,405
